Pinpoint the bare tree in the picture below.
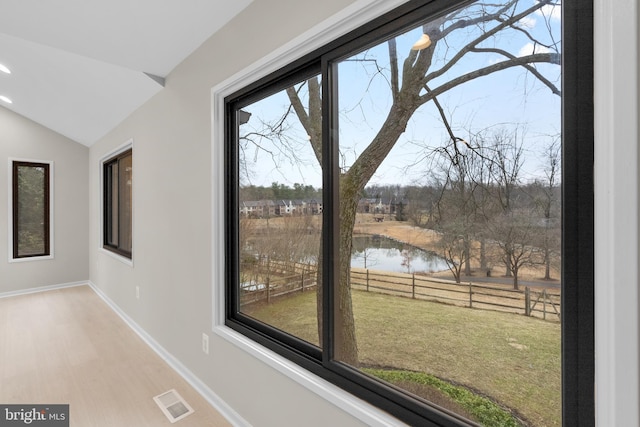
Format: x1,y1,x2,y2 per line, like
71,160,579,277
536,138,561,280
461,134,498,273
492,208,542,289
437,222,471,283
431,144,478,279
403,185,438,227
248,0,561,365
486,128,526,277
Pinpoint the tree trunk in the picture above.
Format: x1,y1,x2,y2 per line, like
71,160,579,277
327,83,421,366
454,265,462,284
480,238,487,270
464,237,472,276
334,183,360,366
544,241,551,280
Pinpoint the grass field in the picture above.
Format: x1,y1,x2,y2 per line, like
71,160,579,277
243,289,561,426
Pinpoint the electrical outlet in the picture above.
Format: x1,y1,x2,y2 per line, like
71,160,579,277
202,333,209,355
135,286,140,299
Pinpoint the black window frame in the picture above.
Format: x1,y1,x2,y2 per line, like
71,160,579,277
12,160,51,259
225,0,594,425
102,148,133,259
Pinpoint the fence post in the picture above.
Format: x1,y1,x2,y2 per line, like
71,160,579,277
366,269,370,292
543,289,547,320
469,283,473,308
412,274,416,299
301,271,305,292
525,287,530,316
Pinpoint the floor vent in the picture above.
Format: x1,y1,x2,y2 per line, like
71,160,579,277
153,389,195,423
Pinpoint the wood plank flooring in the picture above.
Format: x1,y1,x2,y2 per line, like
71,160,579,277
0,285,232,427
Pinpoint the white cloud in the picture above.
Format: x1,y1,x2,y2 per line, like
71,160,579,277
534,0,561,21
517,42,552,57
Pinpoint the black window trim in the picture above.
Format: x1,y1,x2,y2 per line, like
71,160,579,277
101,144,133,261
561,1,594,424
10,159,53,261
220,0,594,425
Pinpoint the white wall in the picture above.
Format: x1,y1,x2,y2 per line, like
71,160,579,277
88,0,640,426
88,1,383,426
0,106,89,293
594,0,640,425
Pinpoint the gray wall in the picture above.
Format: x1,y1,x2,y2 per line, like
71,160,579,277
88,1,382,426
0,106,89,293
85,0,640,426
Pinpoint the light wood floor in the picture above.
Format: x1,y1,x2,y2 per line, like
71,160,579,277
0,285,232,427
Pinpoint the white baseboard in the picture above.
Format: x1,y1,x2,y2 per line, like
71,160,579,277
0,280,88,299
87,281,250,427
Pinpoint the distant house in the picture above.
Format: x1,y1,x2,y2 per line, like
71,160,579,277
241,198,323,217
277,200,293,215
240,197,404,217
292,199,305,214
357,198,377,213
306,199,323,214
240,200,277,218
357,197,407,216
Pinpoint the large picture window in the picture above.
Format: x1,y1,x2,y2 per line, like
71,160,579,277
11,160,52,259
103,148,133,259
225,0,593,425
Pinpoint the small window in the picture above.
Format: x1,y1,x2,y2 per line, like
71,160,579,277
103,148,132,259
12,161,52,259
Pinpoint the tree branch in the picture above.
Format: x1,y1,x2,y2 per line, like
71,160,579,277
286,86,310,131
424,0,556,84
424,84,468,165
435,0,518,41
420,53,561,104
471,47,561,96
286,79,322,165
388,39,400,100
307,77,323,164
508,22,557,51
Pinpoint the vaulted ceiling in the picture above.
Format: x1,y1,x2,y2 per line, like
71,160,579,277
0,0,252,146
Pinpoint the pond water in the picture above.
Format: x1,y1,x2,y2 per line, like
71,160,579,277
351,234,449,274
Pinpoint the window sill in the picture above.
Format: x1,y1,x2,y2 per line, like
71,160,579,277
212,324,407,427
100,247,134,267
9,254,54,263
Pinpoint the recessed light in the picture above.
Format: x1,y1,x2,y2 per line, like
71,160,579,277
0,95,13,104
0,63,10,74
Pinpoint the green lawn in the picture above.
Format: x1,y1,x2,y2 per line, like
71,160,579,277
243,289,561,426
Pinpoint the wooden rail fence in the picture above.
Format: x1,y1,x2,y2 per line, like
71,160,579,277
241,261,561,321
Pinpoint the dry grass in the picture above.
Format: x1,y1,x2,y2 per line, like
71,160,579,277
243,289,561,427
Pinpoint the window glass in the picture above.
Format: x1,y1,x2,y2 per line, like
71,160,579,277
105,160,119,247
118,153,133,253
13,162,50,258
235,75,323,347
103,149,132,258
333,2,561,424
